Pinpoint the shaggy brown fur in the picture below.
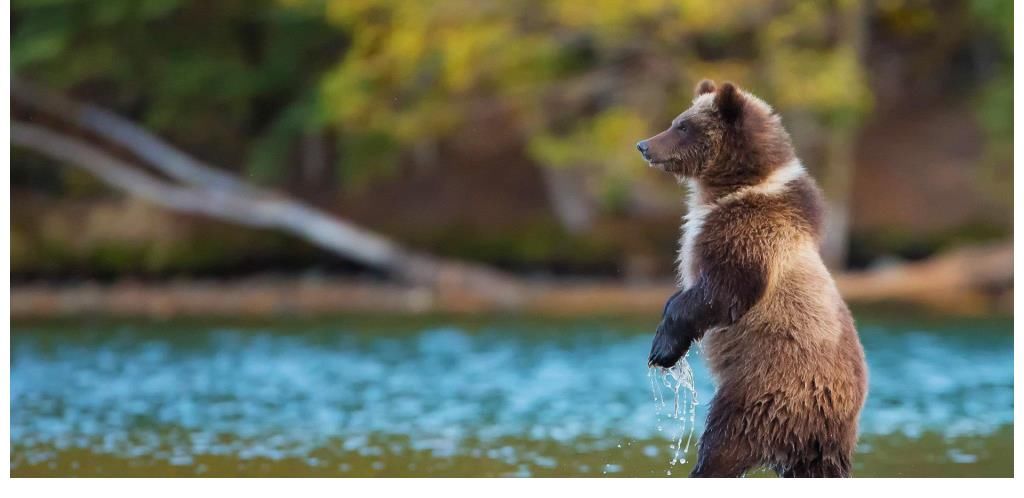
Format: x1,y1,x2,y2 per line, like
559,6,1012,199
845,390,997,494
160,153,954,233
636,80,868,478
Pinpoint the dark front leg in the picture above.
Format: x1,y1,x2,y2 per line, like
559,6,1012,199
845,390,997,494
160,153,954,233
648,284,717,368
648,275,740,368
648,288,690,367
661,288,684,316
648,300,696,368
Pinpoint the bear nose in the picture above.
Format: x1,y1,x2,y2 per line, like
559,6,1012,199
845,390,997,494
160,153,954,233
636,141,651,160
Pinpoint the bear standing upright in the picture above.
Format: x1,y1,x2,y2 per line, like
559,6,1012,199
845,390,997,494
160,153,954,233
637,80,868,478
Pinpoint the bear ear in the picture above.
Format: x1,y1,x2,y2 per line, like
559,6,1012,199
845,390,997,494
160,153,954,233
694,79,716,97
714,82,744,123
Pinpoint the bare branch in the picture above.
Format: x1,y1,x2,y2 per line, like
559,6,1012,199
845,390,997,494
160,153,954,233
12,121,405,276
12,122,222,214
12,78,259,194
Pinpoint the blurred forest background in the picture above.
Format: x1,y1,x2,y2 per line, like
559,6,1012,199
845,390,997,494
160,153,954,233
9,0,1014,315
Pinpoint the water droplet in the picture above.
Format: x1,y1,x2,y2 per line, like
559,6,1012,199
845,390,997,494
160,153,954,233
650,354,698,475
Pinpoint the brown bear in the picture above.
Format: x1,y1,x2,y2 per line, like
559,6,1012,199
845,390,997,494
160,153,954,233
636,80,868,478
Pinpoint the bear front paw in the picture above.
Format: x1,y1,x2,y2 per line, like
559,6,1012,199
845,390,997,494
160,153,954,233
648,319,691,368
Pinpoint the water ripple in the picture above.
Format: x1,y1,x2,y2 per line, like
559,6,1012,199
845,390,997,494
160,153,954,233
10,317,1013,469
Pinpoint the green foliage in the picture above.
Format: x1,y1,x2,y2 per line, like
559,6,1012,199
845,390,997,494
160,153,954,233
10,0,1011,209
969,0,1013,51
968,0,1013,207
313,0,873,205
12,0,339,182
401,220,631,272
529,107,649,210
336,132,401,190
11,212,321,277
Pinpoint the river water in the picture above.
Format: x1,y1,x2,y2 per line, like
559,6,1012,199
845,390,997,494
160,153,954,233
10,311,1013,477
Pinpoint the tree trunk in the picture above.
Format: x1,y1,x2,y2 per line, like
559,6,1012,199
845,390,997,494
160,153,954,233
819,132,854,269
819,0,869,270
540,166,595,234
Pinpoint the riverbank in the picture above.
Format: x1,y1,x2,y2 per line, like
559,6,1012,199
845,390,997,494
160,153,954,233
11,242,1012,319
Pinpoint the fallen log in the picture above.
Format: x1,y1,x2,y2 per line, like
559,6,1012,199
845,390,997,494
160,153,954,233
11,79,523,304
835,241,1012,314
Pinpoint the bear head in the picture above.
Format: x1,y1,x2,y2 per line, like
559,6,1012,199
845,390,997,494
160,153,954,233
636,80,795,191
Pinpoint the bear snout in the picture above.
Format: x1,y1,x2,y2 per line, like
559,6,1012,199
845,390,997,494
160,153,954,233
636,140,651,161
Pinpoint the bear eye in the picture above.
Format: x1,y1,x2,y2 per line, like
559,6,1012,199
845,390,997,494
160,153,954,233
676,122,688,132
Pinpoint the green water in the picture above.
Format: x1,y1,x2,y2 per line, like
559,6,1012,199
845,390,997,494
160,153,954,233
10,312,1014,477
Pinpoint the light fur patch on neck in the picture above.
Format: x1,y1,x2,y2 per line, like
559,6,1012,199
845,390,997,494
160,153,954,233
675,159,805,289
677,178,709,289
717,159,805,205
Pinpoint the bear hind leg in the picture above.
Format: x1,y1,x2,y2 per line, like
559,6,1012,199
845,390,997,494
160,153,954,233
778,444,852,478
689,403,760,477
689,432,760,477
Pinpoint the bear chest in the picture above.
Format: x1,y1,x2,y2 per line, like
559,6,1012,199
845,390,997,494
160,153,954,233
677,186,712,290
